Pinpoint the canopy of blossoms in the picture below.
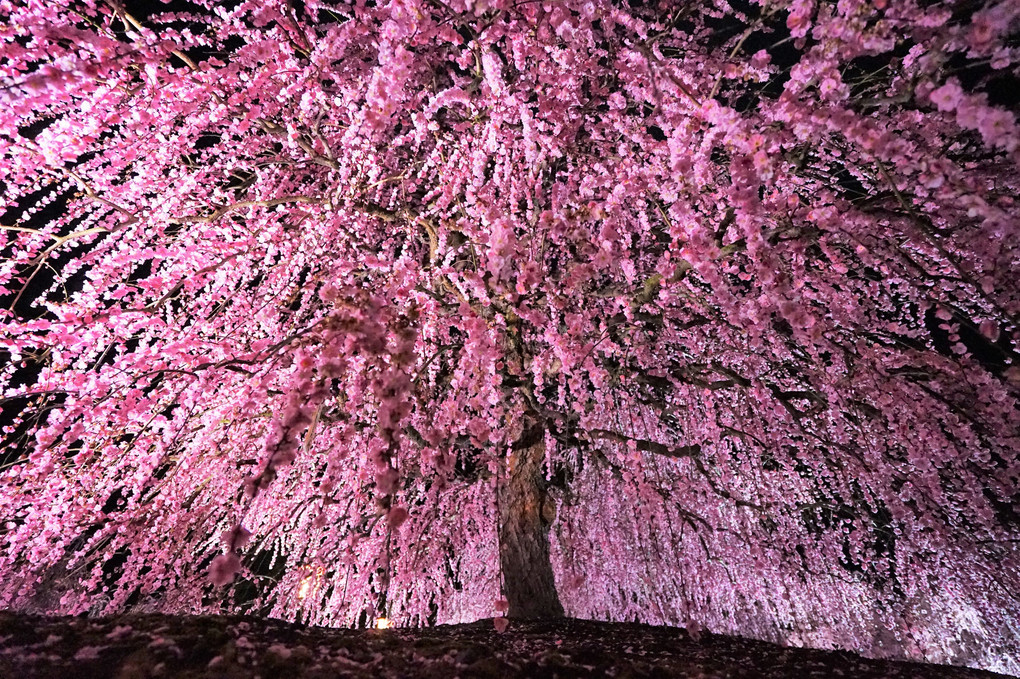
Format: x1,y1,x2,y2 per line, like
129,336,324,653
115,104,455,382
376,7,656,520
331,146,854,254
0,0,1017,673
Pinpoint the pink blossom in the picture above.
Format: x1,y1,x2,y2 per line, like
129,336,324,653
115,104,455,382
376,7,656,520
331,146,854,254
928,81,963,112
386,506,409,530
979,320,1000,342
221,524,252,551
376,467,399,495
750,50,770,70
976,107,1017,150
209,553,242,586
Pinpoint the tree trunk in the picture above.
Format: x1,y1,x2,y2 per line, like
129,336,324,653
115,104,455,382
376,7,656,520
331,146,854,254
498,438,564,619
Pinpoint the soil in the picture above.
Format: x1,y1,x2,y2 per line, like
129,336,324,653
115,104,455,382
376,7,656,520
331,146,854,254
0,612,1011,678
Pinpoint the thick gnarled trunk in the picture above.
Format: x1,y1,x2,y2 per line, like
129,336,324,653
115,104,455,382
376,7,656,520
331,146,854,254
498,439,564,620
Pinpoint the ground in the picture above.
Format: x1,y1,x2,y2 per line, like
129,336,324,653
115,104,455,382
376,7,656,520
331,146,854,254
0,612,1012,678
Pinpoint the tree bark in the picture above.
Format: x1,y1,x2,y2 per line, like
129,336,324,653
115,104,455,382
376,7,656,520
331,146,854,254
498,438,564,620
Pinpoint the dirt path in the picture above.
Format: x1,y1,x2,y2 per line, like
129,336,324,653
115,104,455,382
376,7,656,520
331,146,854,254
0,612,1010,678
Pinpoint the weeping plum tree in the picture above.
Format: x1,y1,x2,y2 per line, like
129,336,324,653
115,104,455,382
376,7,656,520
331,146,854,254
1,0,1019,670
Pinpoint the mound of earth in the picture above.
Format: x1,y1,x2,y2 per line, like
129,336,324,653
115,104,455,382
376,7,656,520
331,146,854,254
0,612,1010,678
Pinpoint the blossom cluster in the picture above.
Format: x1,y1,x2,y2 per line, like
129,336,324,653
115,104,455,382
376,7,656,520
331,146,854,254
0,0,1017,670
